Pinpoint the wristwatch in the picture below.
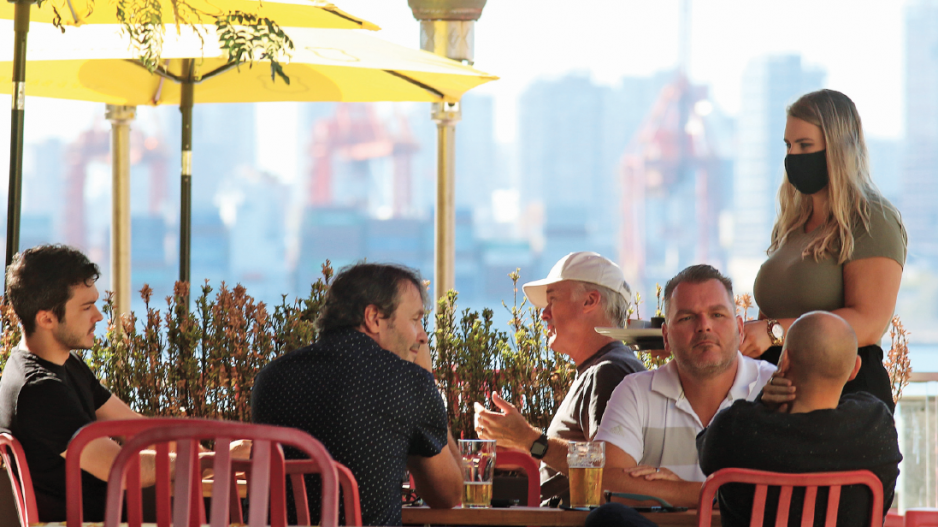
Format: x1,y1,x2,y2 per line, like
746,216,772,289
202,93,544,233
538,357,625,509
530,433,549,459
766,319,785,347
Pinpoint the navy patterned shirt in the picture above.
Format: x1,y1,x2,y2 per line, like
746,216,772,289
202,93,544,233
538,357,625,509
251,328,448,526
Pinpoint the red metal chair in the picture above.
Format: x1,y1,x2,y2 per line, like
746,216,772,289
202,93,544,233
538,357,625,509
697,468,884,527
66,418,220,527
906,508,938,527
885,509,904,527
230,458,362,525
283,460,362,526
103,420,339,527
495,450,541,507
0,432,38,526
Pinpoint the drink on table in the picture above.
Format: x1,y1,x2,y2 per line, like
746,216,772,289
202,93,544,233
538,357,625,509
567,441,605,508
462,481,493,507
458,439,496,508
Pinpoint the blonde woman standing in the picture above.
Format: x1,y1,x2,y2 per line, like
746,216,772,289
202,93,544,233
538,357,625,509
739,89,906,413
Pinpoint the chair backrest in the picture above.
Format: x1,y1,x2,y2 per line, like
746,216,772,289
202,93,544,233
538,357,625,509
0,432,38,526
281,459,362,526
494,450,541,507
104,420,339,527
905,508,938,527
66,418,212,527
697,468,884,527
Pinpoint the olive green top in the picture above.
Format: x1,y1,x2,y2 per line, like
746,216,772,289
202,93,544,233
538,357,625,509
753,197,907,319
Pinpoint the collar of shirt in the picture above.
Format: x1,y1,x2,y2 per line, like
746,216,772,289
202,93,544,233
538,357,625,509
649,352,765,426
575,340,628,374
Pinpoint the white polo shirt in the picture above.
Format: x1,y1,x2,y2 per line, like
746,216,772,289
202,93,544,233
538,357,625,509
594,352,775,482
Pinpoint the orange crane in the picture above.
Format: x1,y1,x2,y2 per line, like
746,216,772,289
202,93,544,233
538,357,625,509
308,104,419,215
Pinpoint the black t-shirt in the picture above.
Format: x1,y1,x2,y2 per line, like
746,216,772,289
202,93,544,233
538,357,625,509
251,329,448,526
0,345,112,521
697,392,901,527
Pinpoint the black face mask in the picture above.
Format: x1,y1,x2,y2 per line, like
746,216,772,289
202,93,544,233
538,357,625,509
784,150,829,195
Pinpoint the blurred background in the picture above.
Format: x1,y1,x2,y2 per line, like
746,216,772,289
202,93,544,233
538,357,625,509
1,0,933,358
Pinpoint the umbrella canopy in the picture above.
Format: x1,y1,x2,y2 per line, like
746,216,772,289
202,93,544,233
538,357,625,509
0,22,496,306
0,0,379,29
0,25,495,104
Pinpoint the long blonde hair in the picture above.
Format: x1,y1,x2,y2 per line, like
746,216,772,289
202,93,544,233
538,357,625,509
769,89,879,264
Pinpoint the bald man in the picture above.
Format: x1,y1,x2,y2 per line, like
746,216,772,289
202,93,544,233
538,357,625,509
697,311,901,527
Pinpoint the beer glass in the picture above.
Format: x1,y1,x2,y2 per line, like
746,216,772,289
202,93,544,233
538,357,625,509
567,441,604,508
458,439,496,508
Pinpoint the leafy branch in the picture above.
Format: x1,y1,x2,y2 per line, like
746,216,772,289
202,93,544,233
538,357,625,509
215,11,295,84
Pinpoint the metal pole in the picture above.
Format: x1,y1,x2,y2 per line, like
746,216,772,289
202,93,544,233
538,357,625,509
408,1,486,303
432,102,459,304
105,104,136,326
5,0,33,273
179,59,194,307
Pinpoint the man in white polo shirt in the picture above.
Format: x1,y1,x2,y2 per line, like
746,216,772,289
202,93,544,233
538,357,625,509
595,264,775,509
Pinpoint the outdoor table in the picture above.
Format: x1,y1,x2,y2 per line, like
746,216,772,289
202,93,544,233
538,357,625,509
401,505,708,526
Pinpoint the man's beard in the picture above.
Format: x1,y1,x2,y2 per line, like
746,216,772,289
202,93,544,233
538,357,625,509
53,323,92,350
673,337,737,379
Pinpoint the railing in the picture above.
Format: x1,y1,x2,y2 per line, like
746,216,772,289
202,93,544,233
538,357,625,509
895,372,938,511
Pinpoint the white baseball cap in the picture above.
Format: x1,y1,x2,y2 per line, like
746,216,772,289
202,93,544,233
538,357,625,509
522,252,631,309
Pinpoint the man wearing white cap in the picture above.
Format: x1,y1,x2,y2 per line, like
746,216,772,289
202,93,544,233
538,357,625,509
476,251,645,506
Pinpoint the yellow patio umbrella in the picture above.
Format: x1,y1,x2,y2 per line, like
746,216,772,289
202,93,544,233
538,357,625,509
0,0,377,279
0,22,497,305
0,0,380,28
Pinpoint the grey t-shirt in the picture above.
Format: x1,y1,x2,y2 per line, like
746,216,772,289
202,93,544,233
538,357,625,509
540,341,645,505
754,197,906,320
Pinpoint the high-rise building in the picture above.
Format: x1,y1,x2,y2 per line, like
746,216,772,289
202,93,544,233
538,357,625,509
903,0,938,267
456,94,497,212
518,73,669,278
730,55,825,291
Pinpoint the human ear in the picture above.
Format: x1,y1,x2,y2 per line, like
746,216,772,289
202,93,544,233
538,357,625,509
847,355,862,382
582,290,601,311
34,310,58,332
361,305,382,335
777,350,791,375
662,322,671,354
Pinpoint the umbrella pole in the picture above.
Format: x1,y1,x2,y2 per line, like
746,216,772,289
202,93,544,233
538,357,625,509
4,0,32,274
408,8,485,305
106,105,136,327
432,102,460,304
178,60,193,308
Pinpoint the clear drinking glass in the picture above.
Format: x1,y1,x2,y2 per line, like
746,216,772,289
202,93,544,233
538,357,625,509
567,441,605,508
458,439,496,508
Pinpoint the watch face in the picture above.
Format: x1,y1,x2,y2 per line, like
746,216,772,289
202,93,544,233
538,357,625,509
771,324,784,339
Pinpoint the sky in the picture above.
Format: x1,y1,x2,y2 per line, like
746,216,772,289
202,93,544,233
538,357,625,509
6,0,908,162
340,0,905,142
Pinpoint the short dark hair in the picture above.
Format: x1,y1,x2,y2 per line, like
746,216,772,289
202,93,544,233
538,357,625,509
6,244,101,335
662,264,734,318
315,262,427,334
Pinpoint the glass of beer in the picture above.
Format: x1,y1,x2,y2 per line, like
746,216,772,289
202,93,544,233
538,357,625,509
567,441,604,508
458,439,496,508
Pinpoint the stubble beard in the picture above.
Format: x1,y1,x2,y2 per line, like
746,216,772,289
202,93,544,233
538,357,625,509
673,341,737,379
53,323,93,351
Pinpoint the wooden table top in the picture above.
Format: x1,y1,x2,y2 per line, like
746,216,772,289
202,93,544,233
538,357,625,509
401,505,706,527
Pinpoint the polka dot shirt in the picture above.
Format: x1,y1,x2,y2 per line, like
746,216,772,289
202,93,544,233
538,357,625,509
251,328,448,526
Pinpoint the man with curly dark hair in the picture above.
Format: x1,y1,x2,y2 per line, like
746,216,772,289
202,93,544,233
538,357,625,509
0,244,247,522
252,261,462,526
0,245,140,521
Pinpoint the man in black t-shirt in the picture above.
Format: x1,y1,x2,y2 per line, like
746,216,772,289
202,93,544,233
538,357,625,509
0,245,250,522
0,245,143,521
697,311,902,527
251,262,462,526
